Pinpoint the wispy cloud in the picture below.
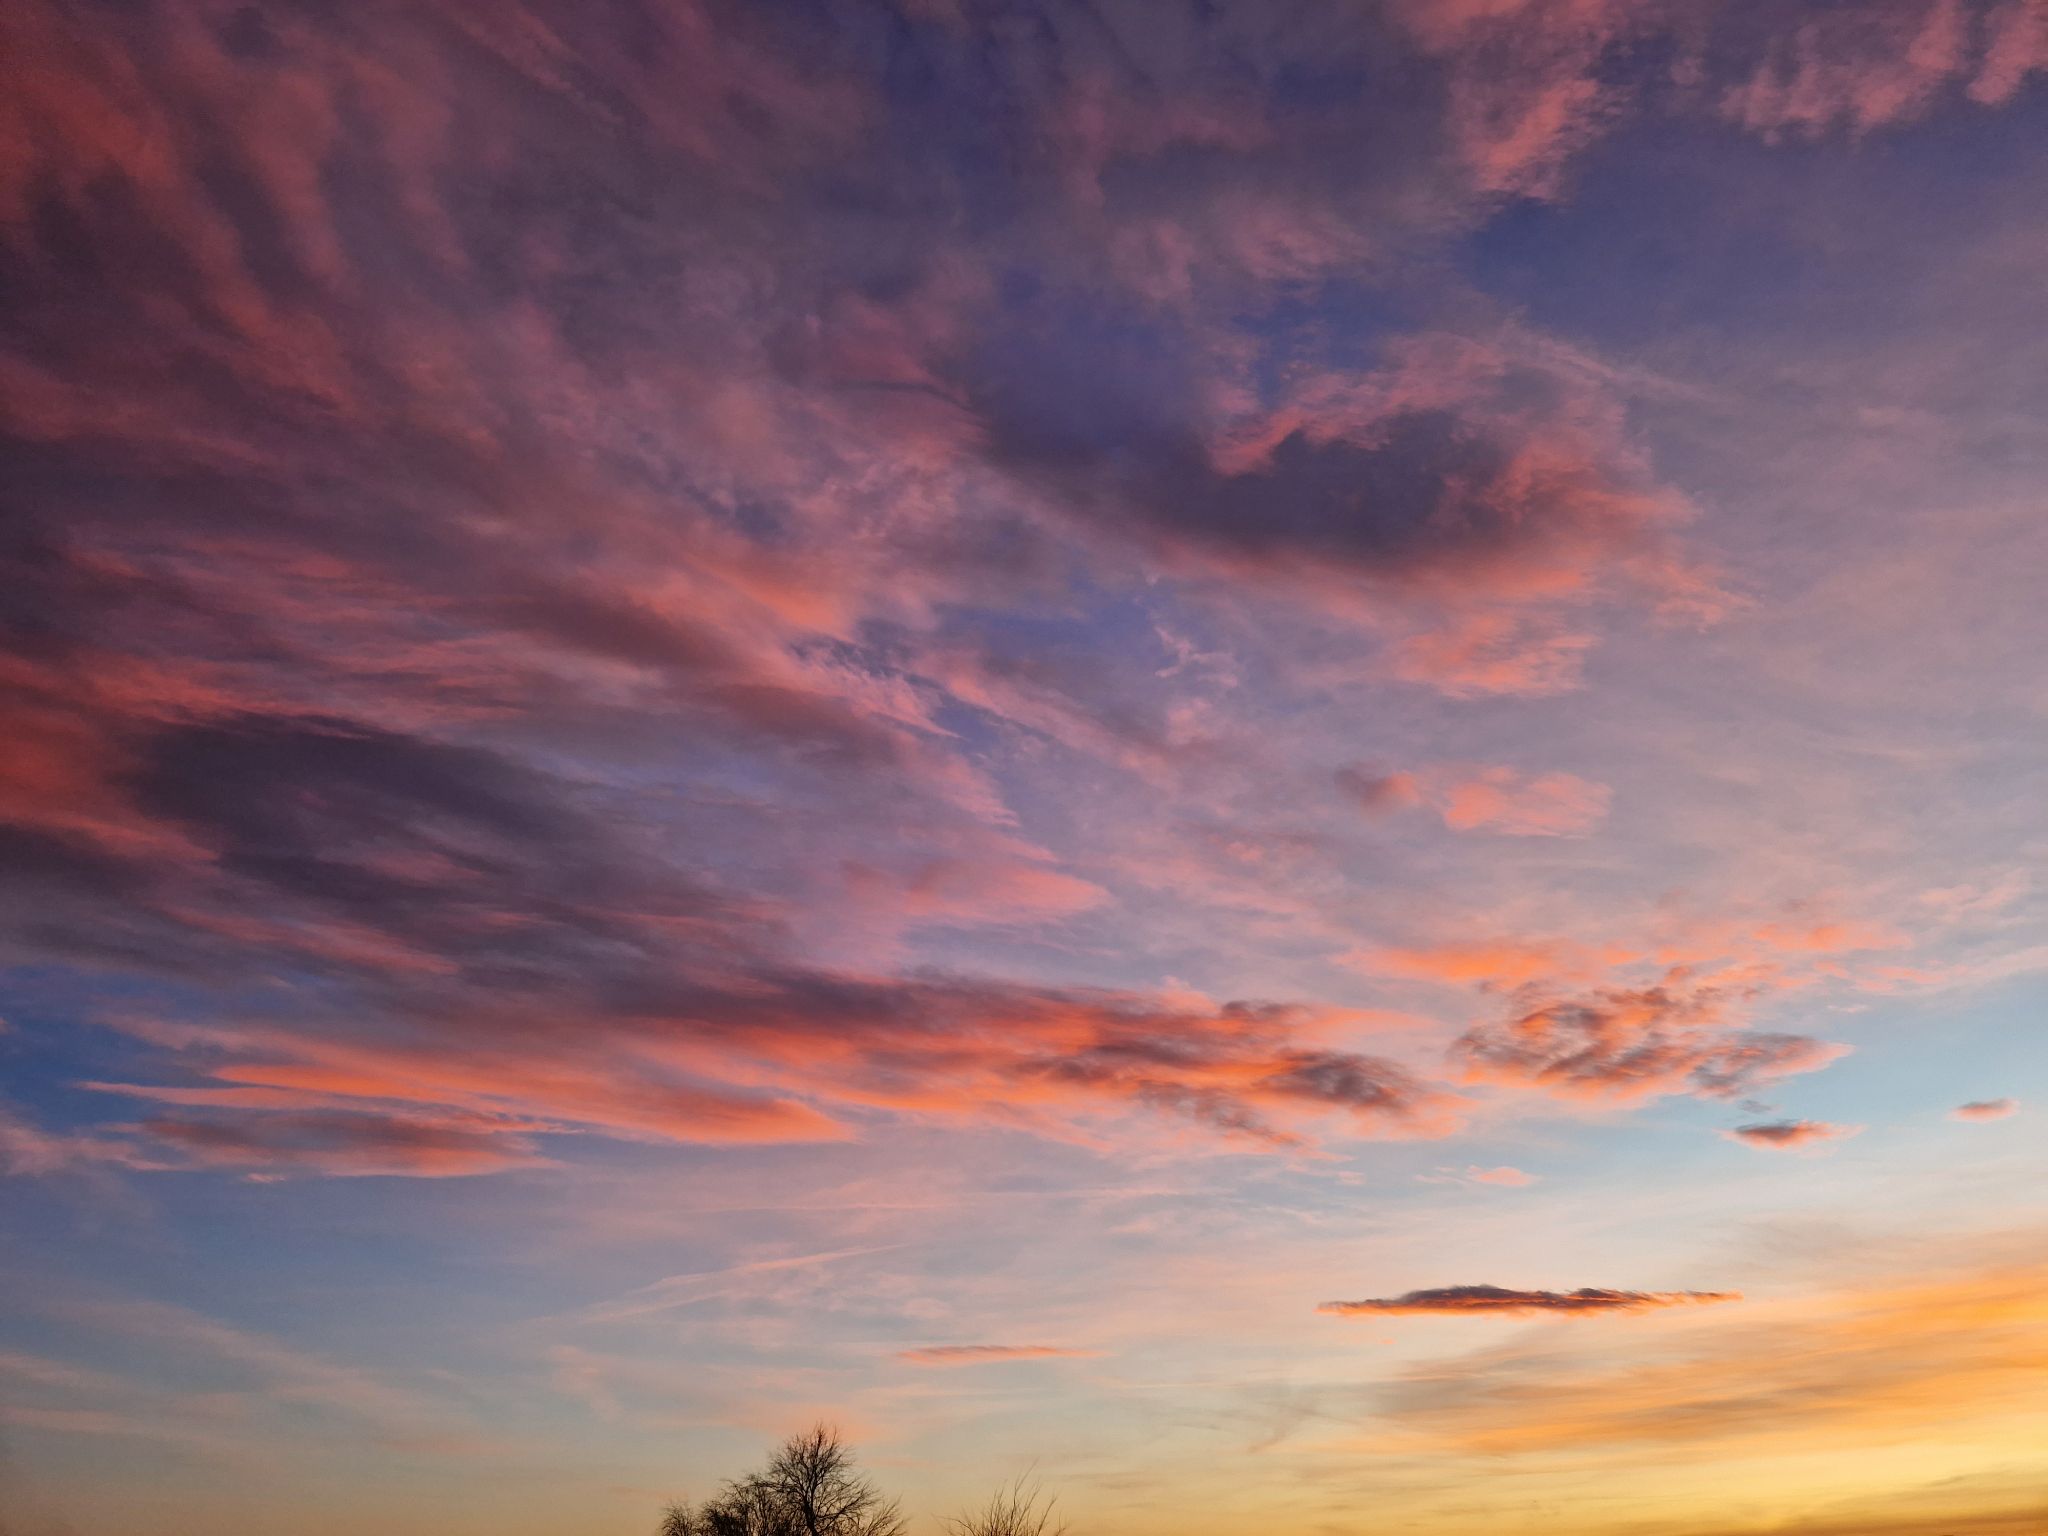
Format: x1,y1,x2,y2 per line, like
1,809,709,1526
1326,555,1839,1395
895,1345,1102,1367
575,1245,908,1325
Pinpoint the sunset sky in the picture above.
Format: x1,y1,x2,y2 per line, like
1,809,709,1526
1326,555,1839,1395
4,2,2048,1533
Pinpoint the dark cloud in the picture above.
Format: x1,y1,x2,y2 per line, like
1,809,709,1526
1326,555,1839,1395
1954,1098,2017,1121
1334,764,1422,815
959,302,1709,618
1320,1285,1740,1317
1727,1119,1856,1149
1455,981,1846,1103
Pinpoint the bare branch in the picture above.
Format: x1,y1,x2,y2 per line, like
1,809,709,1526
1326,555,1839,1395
943,1475,1068,1536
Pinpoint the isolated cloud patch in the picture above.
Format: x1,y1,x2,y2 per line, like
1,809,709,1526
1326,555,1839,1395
1320,1285,1740,1317
1435,768,1610,836
1955,1098,2018,1121
1455,979,1848,1104
1418,1164,1539,1188
1465,1165,1538,1187
1727,1119,1859,1150
1334,765,1424,815
1335,764,1609,834
897,1345,1100,1366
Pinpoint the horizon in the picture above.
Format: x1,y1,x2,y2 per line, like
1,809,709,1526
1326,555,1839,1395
3,1,2047,1533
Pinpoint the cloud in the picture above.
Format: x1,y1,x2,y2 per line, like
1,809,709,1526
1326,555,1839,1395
133,1109,557,1179
43,1295,463,1444
895,1344,1101,1367
1465,1165,1538,1187
88,974,1462,1177
1320,1285,1740,1317
0,0,2022,1189
1454,978,1849,1103
1955,1098,2018,1120
1727,1118,1860,1150
1334,766,1424,816
1346,938,1601,989
1681,1499,2048,1536
1721,0,2048,138
1371,1242,2048,1456
576,1246,903,1325
4,0,1560,1181
1335,764,1611,835
1434,767,1611,836
0,1103,161,1178
1357,910,1904,1110
1418,1164,1539,1188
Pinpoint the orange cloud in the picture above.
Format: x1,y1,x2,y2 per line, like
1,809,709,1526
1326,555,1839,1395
1322,1285,1739,1317
1348,937,1597,989
103,974,1465,1179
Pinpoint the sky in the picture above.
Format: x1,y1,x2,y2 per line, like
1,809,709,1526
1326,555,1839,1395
3,0,2048,1532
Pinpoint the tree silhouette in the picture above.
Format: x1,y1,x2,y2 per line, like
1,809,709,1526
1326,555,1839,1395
763,1425,905,1536
659,1426,905,1536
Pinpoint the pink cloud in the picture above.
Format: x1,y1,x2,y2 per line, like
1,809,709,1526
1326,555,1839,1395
1335,762,1610,835
1465,1164,1539,1187
1421,1163,1540,1188
1359,907,1911,1110
1720,0,2028,138
1389,613,1598,698
98,974,1465,1178
1972,0,2048,103
1434,768,1611,837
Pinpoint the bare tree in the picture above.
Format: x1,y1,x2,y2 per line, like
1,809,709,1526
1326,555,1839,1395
763,1426,906,1536
697,1473,800,1536
943,1475,1068,1536
659,1426,901,1536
